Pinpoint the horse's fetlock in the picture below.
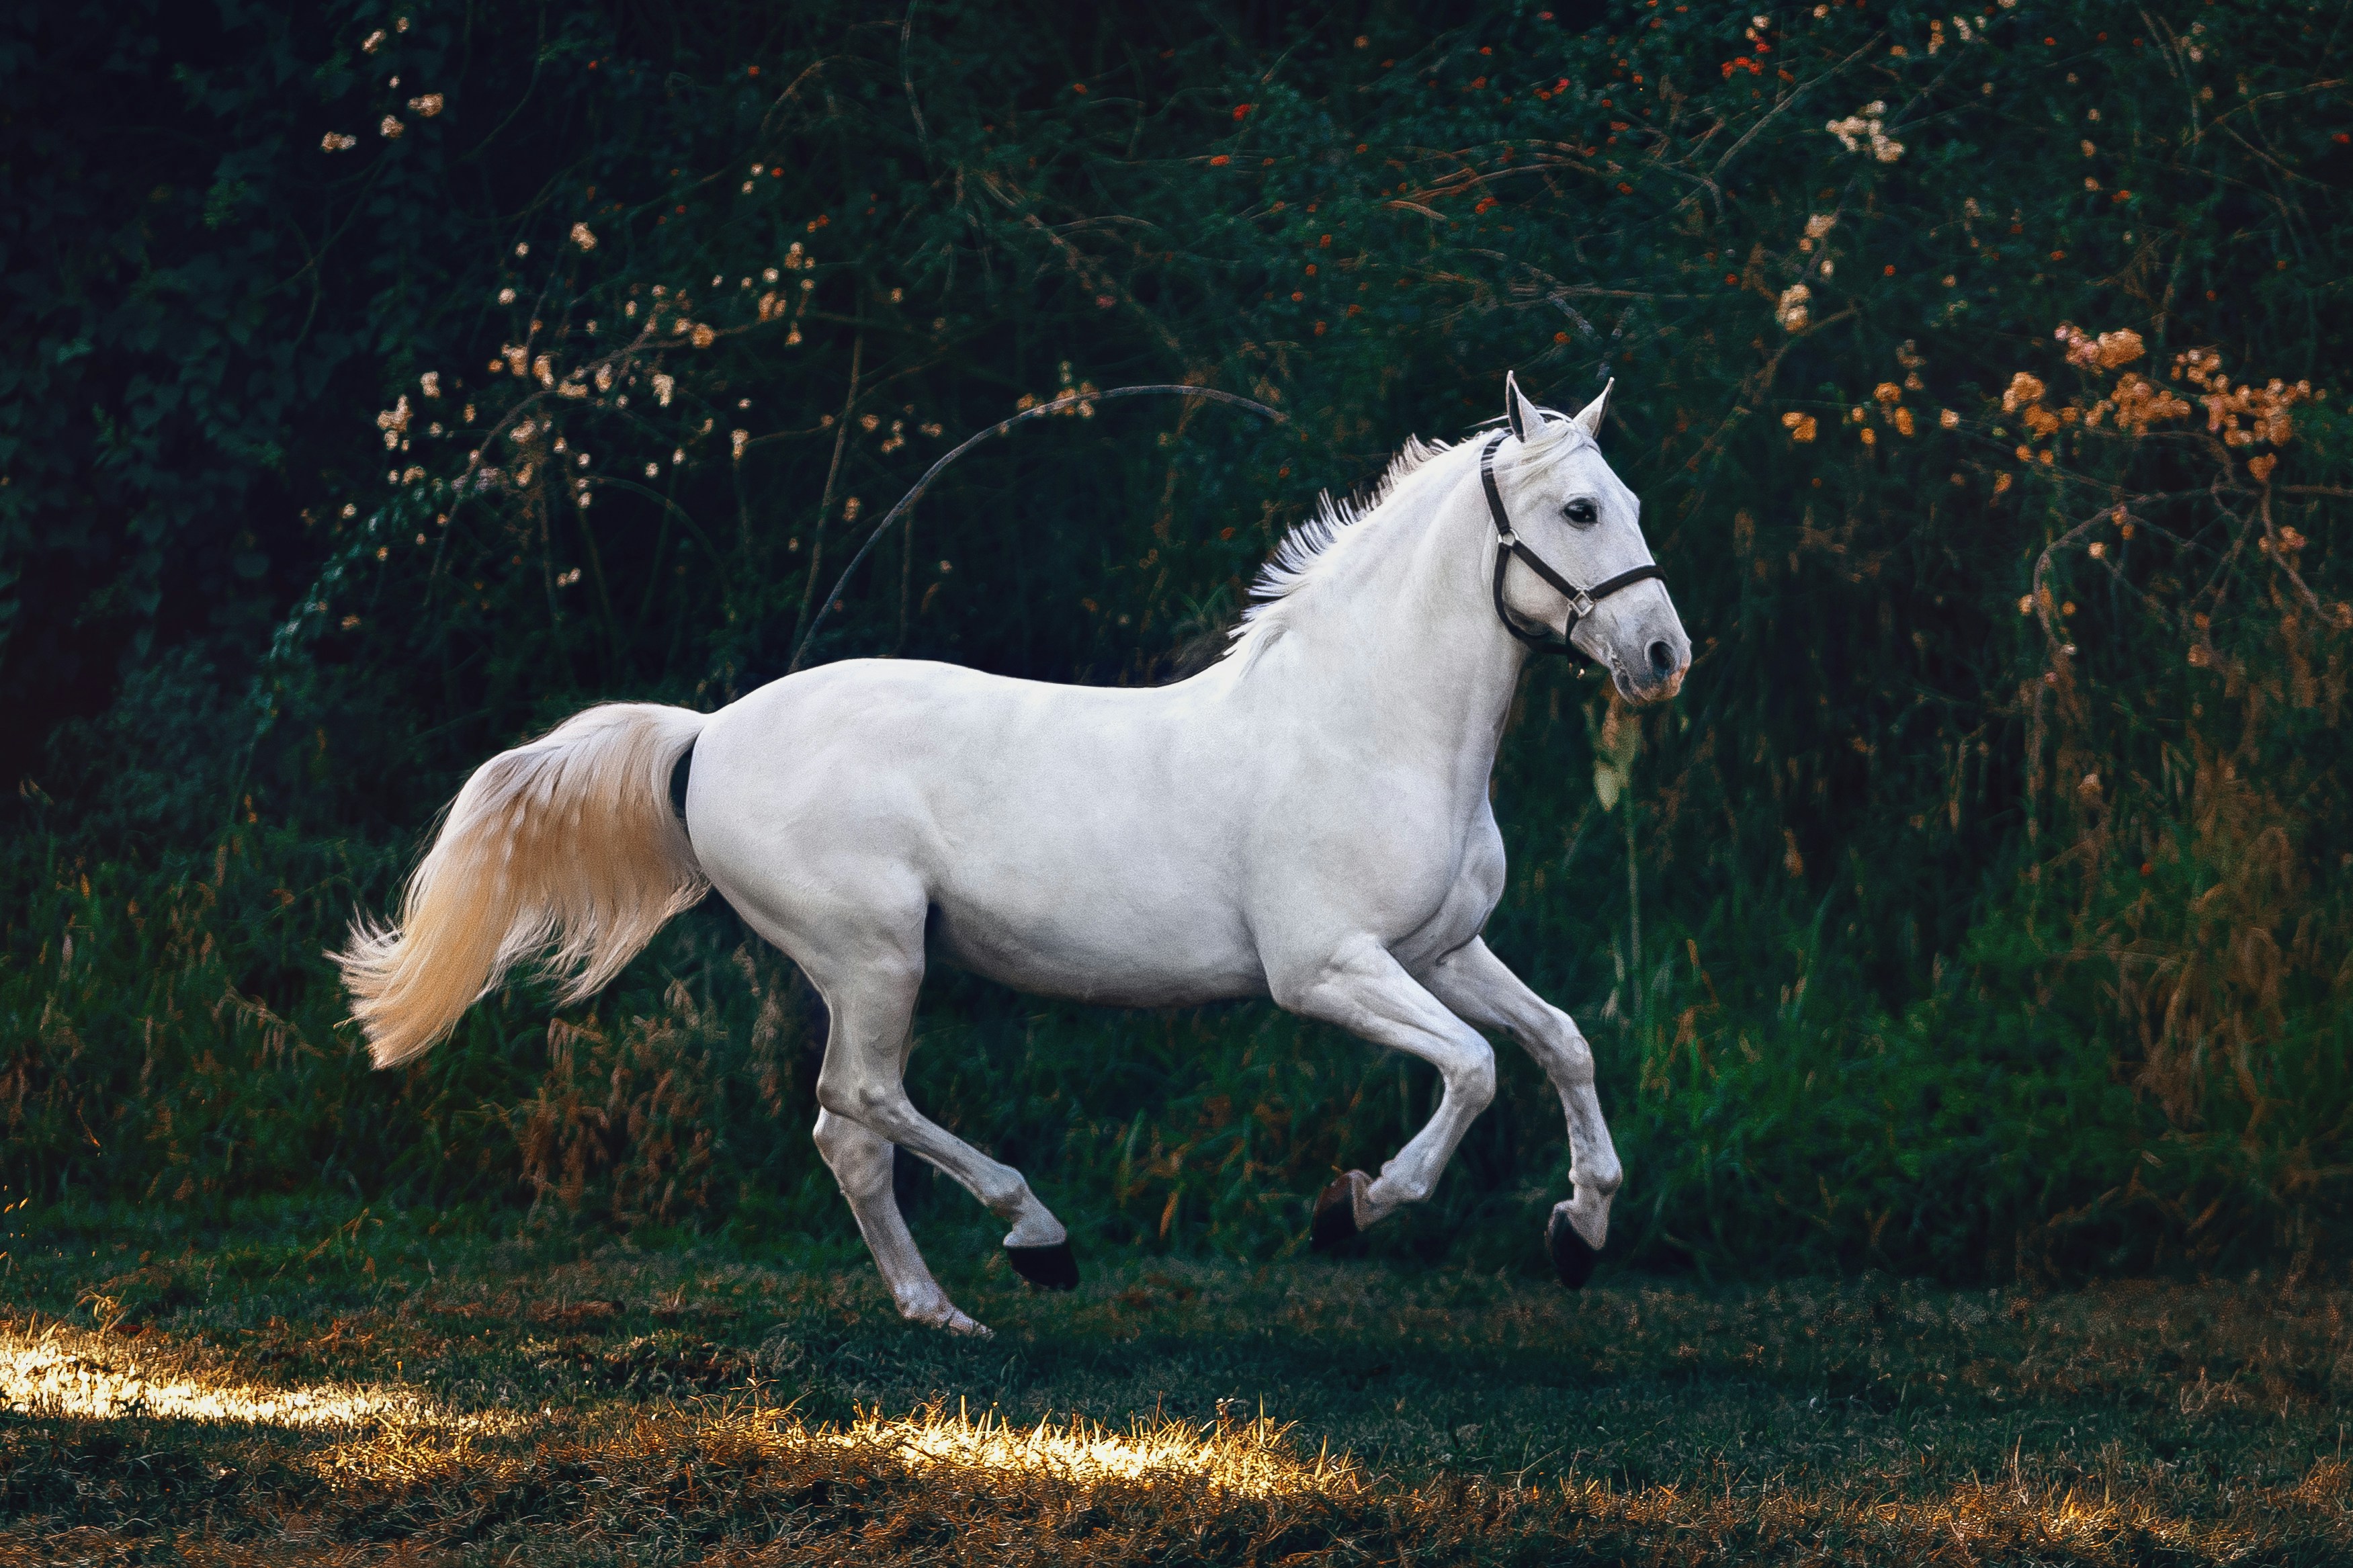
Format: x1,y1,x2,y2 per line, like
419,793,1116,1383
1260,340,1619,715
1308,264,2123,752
1580,1156,1624,1197
895,1286,959,1326
1375,1163,1436,1207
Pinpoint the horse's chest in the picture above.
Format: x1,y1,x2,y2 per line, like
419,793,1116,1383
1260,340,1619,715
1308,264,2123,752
1283,793,1502,958
1394,840,1504,967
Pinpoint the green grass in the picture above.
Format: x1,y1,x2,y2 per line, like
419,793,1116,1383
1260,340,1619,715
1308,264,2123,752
4,1201,2348,1564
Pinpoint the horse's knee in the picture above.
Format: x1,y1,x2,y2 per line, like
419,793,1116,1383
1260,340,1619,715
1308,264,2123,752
1451,1041,1498,1113
1539,1019,1595,1086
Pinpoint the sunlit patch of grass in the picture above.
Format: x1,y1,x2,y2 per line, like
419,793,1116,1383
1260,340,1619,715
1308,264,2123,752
800,1402,1355,1499
0,1319,515,1434
298,1402,1346,1506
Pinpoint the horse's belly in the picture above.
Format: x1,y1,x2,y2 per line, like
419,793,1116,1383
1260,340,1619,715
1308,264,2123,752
929,894,1266,1006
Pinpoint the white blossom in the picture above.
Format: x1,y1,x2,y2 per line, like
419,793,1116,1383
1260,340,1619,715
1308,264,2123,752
1826,101,1903,163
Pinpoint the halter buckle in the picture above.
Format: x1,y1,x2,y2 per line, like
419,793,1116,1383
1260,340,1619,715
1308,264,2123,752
1496,529,1516,548
1570,591,1595,619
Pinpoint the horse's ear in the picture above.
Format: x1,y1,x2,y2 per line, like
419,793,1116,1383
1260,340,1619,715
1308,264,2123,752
1504,371,1542,443
1572,378,1615,443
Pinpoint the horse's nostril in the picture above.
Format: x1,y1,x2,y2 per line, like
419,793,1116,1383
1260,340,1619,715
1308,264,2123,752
1648,640,1675,679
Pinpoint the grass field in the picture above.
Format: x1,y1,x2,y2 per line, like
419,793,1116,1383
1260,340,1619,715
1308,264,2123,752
3,1203,2348,1565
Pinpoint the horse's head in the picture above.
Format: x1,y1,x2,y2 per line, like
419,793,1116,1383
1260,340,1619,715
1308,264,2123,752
1486,374,1690,703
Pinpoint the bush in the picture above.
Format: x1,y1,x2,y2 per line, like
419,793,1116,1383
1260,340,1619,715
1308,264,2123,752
3,0,2348,1281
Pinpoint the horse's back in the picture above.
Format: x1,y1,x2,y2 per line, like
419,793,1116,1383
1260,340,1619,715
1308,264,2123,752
685,660,1268,1002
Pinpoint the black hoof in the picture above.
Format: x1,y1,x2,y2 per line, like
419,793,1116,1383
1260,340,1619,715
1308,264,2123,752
1310,1171,1369,1254
1546,1209,1600,1289
1005,1240,1078,1291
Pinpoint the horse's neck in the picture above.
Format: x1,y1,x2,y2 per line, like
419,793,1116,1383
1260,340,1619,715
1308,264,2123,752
1250,464,1527,787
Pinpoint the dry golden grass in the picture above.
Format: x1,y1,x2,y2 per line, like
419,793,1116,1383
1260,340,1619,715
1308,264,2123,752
3,1392,2346,1565
3,1219,2350,1564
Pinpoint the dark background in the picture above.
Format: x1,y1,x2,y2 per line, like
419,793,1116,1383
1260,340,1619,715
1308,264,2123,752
3,0,2348,1281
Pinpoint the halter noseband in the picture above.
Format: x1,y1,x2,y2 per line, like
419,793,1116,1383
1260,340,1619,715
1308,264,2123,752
1478,429,1665,666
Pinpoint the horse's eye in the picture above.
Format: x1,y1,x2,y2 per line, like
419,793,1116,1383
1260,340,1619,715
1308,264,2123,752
1564,499,1598,527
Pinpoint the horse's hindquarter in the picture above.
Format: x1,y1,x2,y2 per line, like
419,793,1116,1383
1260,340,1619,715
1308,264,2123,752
688,660,1268,1004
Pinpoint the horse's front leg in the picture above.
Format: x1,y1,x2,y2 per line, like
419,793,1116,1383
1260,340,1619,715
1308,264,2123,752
1422,937,1622,1287
1271,934,1498,1242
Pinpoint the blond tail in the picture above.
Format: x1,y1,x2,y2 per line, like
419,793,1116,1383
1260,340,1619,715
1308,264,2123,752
337,702,710,1068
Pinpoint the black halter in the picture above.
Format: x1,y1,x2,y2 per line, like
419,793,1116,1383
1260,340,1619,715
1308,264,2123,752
1478,430,1665,666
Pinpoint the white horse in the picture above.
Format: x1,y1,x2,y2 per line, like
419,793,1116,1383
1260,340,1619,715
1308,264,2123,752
339,374,1689,1335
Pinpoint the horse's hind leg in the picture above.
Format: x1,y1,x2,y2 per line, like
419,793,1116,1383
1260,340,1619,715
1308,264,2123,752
802,934,1076,1318
810,1109,984,1335
1422,938,1621,1287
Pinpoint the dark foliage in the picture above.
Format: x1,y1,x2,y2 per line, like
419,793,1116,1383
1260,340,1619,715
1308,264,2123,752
3,0,2349,1282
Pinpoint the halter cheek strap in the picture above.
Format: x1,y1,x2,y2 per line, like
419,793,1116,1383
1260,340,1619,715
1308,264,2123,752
1478,431,1665,664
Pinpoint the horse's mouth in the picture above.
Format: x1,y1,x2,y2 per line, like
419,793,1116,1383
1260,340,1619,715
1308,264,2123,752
1607,648,1684,705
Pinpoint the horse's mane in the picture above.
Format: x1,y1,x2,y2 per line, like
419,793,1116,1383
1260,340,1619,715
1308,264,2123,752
1225,412,1588,666
1240,435,1453,617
